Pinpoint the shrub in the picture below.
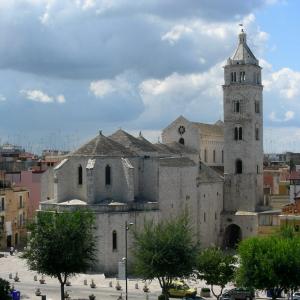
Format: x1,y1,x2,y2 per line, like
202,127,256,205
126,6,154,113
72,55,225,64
0,278,12,300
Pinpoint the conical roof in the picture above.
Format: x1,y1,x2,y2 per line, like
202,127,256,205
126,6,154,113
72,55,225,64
109,129,158,152
71,131,137,157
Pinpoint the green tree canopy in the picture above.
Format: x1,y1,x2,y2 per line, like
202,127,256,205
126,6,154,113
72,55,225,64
132,215,198,299
0,278,11,300
22,209,97,300
237,232,300,299
196,248,237,299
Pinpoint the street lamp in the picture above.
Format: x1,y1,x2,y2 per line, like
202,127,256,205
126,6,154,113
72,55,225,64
125,221,134,300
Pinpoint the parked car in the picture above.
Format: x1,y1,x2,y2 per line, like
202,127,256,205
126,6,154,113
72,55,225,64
221,287,255,300
293,292,300,300
183,296,205,300
167,281,197,298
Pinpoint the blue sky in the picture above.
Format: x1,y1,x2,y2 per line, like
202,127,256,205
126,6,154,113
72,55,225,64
0,0,299,153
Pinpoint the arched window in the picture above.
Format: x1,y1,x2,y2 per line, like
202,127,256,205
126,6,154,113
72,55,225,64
179,138,185,145
213,150,216,163
105,165,111,185
255,101,260,113
239,71,246,82
234,126,242,140
78,165,83,185
234,127,238,140
239,127,243,140
112,230,117,251
204,149,207,162
255,125,259,140
233,100,240,113
236,159,243,174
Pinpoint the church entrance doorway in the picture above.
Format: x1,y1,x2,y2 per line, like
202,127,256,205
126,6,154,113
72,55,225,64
223,224,242,249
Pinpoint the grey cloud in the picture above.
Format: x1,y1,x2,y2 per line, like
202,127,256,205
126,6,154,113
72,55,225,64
0,0,270,79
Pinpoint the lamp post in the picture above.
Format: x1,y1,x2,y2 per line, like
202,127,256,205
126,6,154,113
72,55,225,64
125,221,134,300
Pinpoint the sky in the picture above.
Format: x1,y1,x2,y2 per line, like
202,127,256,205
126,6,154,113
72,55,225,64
0,0,300,153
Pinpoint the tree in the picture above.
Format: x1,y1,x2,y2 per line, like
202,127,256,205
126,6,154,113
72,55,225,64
0,278,12,300
195,248,237,299
22,209,97,300
237,233,300,299
132,215,198,299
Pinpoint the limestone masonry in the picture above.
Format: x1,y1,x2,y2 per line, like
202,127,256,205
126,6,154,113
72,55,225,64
41,30,265,274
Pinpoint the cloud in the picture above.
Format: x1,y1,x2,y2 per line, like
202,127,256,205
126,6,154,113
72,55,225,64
269,110,295,122
56,94,66,103
0,94,6,102
161,25,193,45
21,89,53,103
265,68,300,99
21,89,66,104
90,81,116,97
137,62,224,127
0,1,275,79
0,0,291,153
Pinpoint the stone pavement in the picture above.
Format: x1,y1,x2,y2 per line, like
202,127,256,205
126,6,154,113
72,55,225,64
0,252,268,300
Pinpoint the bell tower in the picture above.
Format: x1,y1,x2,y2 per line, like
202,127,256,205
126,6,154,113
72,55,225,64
223,29,264,212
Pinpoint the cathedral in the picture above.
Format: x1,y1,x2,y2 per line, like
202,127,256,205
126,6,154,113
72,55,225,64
41,30,265,274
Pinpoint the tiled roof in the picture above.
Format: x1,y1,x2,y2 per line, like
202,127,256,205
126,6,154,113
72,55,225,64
198,163,223,182
109,130,158,153
159,157,196,167
71,132,136,157
192,122,224,136
288,171,300,180
154,142,198,155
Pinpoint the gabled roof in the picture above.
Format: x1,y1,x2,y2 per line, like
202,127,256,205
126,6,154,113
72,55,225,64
198,162,223,183
154,142,198,155
159,157,196,167
162,115,190,132
192,122,224,136
109,129,158,153
71,131,136,157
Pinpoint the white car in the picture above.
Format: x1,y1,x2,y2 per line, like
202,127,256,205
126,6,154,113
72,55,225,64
293,292,300,300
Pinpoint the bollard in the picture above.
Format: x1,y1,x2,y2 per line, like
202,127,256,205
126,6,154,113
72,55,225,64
41,295,46,300
84,279,88,285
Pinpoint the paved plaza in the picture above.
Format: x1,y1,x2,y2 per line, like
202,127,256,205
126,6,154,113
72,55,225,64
0,252,210,300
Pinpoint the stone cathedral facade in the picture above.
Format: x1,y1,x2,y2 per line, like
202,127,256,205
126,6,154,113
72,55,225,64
41,30,266,274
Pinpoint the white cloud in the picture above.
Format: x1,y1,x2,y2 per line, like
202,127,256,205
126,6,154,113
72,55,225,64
21,89,66,104
0,94,6,101
270,68,300,99
161,25,193,45
137,62,224,125
56,94,66,103
90,80,115,97
22,89,53,103
269,110,295,122
90,74,135,98
284,110,295,121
